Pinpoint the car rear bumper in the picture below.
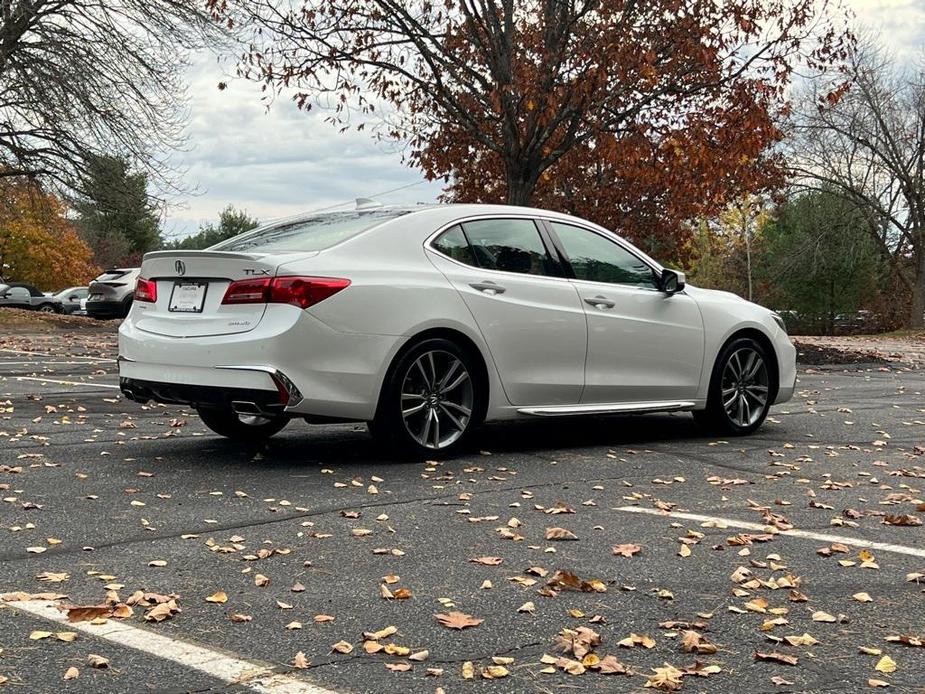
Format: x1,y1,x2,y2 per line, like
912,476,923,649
118,305,400,421
120,376,288,417
86,299,129,319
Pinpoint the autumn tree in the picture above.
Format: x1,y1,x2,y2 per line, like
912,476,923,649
0,0,220,194
210,0,851,259
788,40,925,327
0,179,99,289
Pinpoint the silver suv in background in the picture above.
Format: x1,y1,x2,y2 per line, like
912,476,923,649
86,268,140,320
52,286,89,315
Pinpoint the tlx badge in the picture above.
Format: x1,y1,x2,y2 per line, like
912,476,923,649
243,268,271,276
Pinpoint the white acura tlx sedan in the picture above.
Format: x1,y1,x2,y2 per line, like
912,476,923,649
119,203,796,457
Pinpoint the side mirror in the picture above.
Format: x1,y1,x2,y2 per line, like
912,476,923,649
659,268,686,294
68,295,78,301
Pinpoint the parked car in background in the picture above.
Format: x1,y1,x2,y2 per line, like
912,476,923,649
0,282,60,312
86,268,140,319
52,286,89,315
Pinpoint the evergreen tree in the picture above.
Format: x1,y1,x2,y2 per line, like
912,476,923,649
164,206,260,250
73,155,161,267
758,190,882,333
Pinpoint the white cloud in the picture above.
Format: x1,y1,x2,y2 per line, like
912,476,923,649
843,0,925,59
163,53,444,241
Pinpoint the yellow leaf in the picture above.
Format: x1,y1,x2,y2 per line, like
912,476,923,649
678,544,691,558
205,591,228,604
853,592,873,603
63,667,79,680
875,656,896,673
30,630,52,640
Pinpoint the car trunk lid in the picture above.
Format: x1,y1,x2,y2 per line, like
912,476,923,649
134,250,316,337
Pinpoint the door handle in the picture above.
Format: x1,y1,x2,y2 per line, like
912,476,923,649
469,281,506,295
584,295,615,309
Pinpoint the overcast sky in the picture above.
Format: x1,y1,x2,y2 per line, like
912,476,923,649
163,0,924,240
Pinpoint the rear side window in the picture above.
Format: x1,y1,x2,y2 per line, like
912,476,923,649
212,210,410,253
432,225,476,265
461,218,557,276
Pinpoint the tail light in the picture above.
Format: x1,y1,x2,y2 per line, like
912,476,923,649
134,278,157,303
221,276,350,309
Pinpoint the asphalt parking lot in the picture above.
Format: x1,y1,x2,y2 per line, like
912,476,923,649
1,330,923,694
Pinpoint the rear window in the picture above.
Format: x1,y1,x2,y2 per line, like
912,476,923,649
210,210,410,253
95,270,131,282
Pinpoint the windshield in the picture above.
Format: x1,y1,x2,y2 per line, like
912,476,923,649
210,209,410,253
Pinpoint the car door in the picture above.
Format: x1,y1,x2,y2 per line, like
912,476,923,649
546,221,705,404
4,286,33,309
426,218,587,406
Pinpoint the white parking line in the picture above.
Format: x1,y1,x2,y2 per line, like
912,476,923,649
0,360,112,365
614,506,925,558
12,376,120,389
6,600,338,694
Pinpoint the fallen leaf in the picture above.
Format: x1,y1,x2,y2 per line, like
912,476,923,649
66,605,111,623
205,591,227,604
385,662,412,672
545,527,578,541
868,679,890,688
293,651,310,668
610,542,642,559
481,665,509,679
470,556,503,565
853,592,873,603
435,611,483,630
54,632,77,642
87,654,109,668
63,667,79,680
755,651,798,666
812,611,837,622
148,560,167,567
332,640,354,654
875,655,897,673
29,630,52,640
254,574,269,587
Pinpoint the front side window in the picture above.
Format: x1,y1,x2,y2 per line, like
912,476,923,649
212,209,409,253
6,287,30,299
460,218,557,276
551,222,657,288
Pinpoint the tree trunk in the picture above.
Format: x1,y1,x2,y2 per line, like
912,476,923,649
910,251,925,329
505,165,539,207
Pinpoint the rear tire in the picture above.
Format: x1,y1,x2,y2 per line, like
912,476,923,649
37,303,57,313
695,337,775,436
196,407,289,441
373,337,486,458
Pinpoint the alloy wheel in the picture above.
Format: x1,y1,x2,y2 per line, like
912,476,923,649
721,347,769,428
400,349,474,450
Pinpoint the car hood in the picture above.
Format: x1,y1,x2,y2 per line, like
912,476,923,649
684,284,749,305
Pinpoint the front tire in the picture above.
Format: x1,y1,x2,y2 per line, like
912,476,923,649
37,303,58,313
373,338,485,458
196,407,289,441
695,337,774,436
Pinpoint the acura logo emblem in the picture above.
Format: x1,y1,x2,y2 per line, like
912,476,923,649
175,260,186,276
